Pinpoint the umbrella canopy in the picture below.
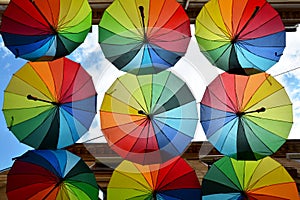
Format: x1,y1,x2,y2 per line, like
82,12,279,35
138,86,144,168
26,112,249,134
0,0,92,61
98,0,191,75
2,57,97,149
6,150,99,200
200,72,293,160
107,156,202,200
195,0,286,75
202,156,299,200
100,71,198,164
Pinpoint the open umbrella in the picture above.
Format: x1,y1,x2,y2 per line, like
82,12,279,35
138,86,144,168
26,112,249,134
0,0,92,61
100,71,198,164
107,156,202,200
202,156,299,199
98,0,191,75
195,0,286,75
2,57,97,149
6,150,99,200
200,72,293,160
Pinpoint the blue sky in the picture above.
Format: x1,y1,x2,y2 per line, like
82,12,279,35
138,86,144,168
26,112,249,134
1,25,300,170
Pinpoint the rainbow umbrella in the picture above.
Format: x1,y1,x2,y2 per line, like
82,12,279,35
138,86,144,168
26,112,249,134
202,156,299,199
195,0,286,75
99,0,191,75
100,71,198,164
107,156,202,199
0,0,92,61
200,72,293,160
6,150,99,200
2,57,97,149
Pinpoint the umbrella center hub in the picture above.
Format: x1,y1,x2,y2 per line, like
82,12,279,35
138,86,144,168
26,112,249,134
236,111,245,117
138,110,152,119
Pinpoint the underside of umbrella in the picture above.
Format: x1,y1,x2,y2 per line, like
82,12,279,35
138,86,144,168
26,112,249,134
100,71,198,164
0,0,92,61
2,58,97,149
99,0,191,75
108,157,202,200
7,150,99,199
195,0,286,75
200,72,293,160
202,156,299,200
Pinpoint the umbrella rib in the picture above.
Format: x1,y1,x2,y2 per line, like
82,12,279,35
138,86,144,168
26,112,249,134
245,108,293,123
239,40,282,60
234,74,248,112
100,26,143,42
127,119,152,155
155,116,198,120
228,158,244,190
147,0,166,36
58,63,81,102
59,108,78,142
113,170,153,192
151,74,184,113
217,118,239,153
117,1,143,36
30,0,56,33
154,157,181,190
236,74,264,111
148,43,178,67
205,165,244,193
62,101,96,113
136,76,151,113
45,0,55,29
3,1,50,32
248,192,291,200
100,12,143,40
217,0,232,37
238,4,278,39
234,2,264,41
1,15,51,35
243,115,289,137
107,118,149,146
245,160,281,189
148,4,186,37
56,1,78,27
200,5,231,39
242,88,285,113
101,116,148,131
156,170,196,191
11,75,55,103
205,88,237,114
63,179,98,200
195,20,229,41
118,77,150,112
242,117,275,156
151,119,184,156
18,107,58,143
8,179,59,198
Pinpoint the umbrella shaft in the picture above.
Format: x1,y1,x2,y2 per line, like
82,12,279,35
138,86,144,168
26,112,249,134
139,6,146,35
27,94,59,105
238,107,266,116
